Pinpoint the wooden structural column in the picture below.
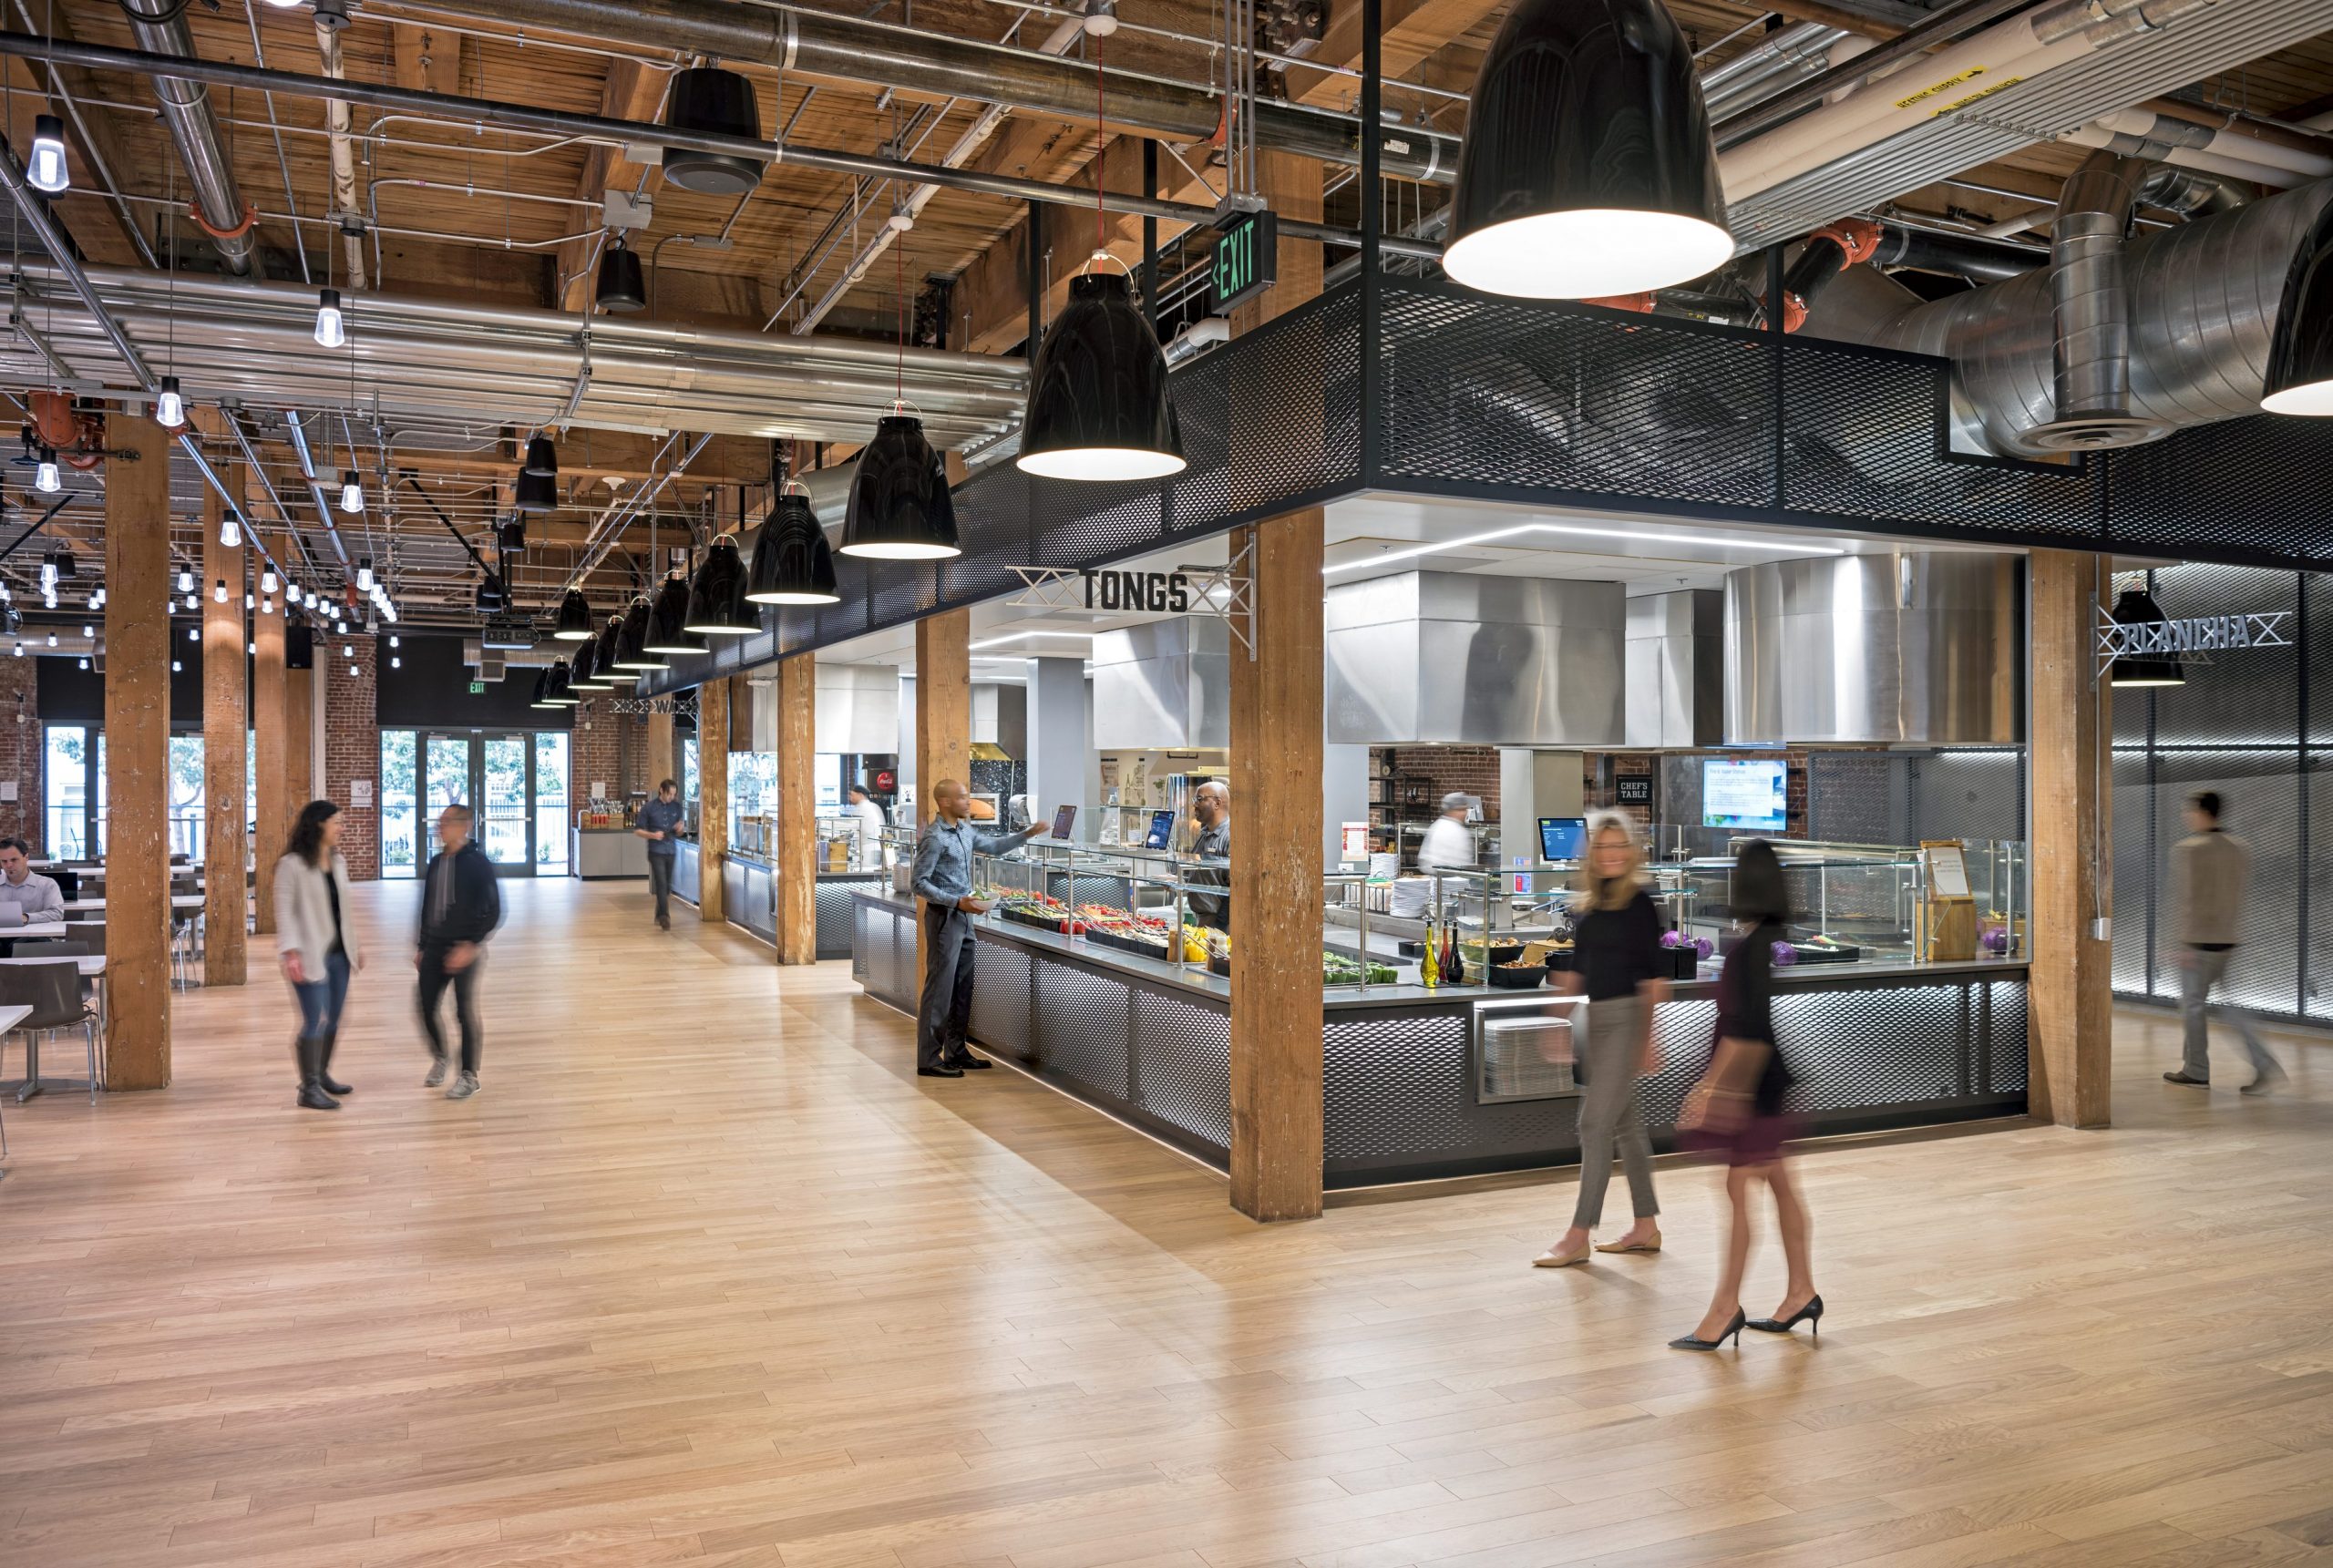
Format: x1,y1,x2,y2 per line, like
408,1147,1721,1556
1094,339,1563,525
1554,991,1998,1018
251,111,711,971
913,610,970,978
776,651,817,964
201,474,248,986
103,412,172,1089
252,540,287,935
2030,548,2113,1129
646,709,675,792
1226,147,1329,1221
697,675,728,923
285,658,314,808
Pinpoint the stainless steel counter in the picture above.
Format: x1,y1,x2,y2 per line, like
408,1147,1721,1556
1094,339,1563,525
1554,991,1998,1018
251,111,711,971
571,827,649,881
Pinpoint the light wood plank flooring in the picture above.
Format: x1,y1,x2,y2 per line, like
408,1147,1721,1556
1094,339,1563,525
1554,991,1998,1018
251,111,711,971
2,876,2329,1567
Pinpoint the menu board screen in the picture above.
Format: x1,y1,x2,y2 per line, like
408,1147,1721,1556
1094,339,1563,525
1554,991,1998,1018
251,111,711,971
1702,758,1788,832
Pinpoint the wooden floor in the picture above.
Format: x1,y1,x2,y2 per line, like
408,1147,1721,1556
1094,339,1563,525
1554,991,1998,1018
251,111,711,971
3,877,2331,1568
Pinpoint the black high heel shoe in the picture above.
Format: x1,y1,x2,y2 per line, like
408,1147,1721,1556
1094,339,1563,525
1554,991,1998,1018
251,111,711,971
1669,1307,1746,1352
1747,1295,1824,1337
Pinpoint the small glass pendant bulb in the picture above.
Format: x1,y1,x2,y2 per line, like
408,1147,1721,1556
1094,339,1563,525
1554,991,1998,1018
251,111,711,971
38,559,56,592
390,656,401,670
261,598,273,615
35,450,59,494
172,660,181,672
339,471,363,513
221,509,242,548
314,287,345,349
46,631,56,647
27,114,68,195
178,569,194,594
261,568,278,595
184,590,198,610
189,625,199,641
80,622,92,639
155,376,186,429
356,557,375,591
213,579,229,604
243,592,253,610
77,658,87,671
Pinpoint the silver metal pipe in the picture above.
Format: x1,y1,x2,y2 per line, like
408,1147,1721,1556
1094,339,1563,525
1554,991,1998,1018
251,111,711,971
119,1,256,275
283,412,357,571
1714,0,2042,147
0,35,1442,261
394,0,1460,182
2049,151,2143,430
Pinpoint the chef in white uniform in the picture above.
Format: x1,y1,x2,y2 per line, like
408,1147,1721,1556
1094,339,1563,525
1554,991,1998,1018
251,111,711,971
847,784,888,869
1416,793,1477,872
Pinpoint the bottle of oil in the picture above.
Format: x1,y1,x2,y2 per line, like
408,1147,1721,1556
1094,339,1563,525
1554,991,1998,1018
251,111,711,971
1421,914,1439,989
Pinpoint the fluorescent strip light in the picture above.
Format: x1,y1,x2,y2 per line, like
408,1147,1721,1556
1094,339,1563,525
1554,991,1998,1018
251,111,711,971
968,631,1095,651
1321,522,1847,576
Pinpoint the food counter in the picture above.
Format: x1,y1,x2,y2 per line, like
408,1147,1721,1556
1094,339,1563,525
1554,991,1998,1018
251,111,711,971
723,847,779,946
571,827,650,881
668,838,879,957
851,885,2028,1188
672,838,702,906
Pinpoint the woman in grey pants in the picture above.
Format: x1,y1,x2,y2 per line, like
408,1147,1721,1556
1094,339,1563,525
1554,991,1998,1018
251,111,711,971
1536,815,1670,1267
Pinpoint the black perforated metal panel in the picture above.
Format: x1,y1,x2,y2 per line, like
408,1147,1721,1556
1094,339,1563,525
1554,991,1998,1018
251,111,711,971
1133,990,1230,1155
2149,567,2301,748
2146,752,2302,1017
2105,415,2333,565
2112,750,2156,999
1988,981,2028,1095
1776,985,1961,1107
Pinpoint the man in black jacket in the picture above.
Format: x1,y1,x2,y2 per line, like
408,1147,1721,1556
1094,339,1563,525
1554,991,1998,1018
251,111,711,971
416,804,502,1100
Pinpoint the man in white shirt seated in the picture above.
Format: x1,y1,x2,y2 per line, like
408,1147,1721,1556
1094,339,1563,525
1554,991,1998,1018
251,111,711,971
0,836,65,927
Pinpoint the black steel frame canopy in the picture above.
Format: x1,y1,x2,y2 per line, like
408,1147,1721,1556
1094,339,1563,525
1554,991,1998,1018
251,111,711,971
637,0,2333,696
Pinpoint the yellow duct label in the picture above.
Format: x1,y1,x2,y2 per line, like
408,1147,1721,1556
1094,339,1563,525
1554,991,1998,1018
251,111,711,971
1895,67,1987,109
1929,76,2025,117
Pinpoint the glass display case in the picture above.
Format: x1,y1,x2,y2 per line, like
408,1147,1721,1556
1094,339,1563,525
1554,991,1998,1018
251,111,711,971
1670,837,2027,963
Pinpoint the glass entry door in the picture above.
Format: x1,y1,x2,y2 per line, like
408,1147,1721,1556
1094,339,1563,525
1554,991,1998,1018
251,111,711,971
416,731,559,876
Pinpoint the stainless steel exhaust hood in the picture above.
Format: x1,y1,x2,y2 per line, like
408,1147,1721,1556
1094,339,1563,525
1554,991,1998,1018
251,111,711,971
1091,619,1229,751
1626,589,1723,749
1723,553,2019,744
815,663,902,754
1325,571,1625,745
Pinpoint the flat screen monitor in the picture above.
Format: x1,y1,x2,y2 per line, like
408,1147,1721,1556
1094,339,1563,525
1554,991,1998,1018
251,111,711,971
1144,808,1176,850
1537,816,1587,862
1050,804,1077,841
1703,757,1788,832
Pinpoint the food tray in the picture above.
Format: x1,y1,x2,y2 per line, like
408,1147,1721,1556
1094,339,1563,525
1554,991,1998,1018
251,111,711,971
1487,964,1548,989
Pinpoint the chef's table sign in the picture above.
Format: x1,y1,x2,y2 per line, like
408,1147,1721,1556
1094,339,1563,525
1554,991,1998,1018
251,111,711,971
1922,840,1971,900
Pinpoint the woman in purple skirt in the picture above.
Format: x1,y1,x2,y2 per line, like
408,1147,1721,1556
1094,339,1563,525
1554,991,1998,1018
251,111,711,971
1670,839,1824,1351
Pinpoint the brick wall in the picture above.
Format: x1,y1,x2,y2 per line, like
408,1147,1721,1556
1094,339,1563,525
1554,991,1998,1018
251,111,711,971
1372,745,1502,819
569,699,645,820
324,637,381,880
0,655,39,848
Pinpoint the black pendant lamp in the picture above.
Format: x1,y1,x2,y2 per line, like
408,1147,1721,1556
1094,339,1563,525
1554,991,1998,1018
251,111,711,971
594,616,632,682
642,571,704,656
683,533,756,636
2108,585,2186,689
595,236,646,313
841,415,960,559
529,664,556,708
2263,201,2333,415
515,469,558,515
569,637,611,692
662,67,768,195
1018,267,1185,481
613,594,663,670
1443,0,1732,299
543,661,579,706
523,436,559,477
745,487,839,604
551,587,593,641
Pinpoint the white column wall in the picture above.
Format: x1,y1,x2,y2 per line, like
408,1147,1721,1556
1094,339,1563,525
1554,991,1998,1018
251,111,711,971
1026,656,1090,823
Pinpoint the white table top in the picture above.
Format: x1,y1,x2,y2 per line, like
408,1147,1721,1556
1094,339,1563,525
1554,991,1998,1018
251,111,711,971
0,1003,31,1033
0,954,104,976
58,896,207,914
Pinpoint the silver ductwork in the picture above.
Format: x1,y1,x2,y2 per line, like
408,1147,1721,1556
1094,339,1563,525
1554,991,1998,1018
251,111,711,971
1625,590,1722,750
121,5,255,276
1807,178,2333,459
1723,554,2019,746
816,664,902,754
0,263,1026,448
1325,571,1624,746
1091,619,1230,752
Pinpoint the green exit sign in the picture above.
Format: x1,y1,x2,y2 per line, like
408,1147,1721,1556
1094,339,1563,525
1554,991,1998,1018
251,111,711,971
468,679,486,694
1209,209,1277,314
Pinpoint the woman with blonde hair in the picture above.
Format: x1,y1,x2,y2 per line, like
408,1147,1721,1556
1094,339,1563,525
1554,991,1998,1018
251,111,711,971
1536,813,1670,1267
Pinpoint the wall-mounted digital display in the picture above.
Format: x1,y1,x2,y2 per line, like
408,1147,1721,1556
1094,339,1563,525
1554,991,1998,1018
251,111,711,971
1702,758,1788,832
1537,816,1587,861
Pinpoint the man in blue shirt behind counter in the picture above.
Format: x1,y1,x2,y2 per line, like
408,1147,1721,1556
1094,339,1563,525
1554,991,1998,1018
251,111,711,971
911,776,1042,1078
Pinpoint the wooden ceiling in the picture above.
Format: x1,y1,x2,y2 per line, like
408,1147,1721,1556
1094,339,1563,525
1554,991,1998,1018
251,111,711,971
0,0,2327,627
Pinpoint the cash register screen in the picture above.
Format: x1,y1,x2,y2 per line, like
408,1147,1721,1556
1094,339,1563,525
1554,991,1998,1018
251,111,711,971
1538,816,1587,862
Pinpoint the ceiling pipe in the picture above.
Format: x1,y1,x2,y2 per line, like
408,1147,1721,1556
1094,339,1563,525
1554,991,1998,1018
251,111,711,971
1712,0,2039,149
282,410,358,571
404,0,1461,184
794,12,1087,335
2065,109,2332,190
1720,0,2232,202
313,18,369,292
0,35,1443,264
118,1,257,276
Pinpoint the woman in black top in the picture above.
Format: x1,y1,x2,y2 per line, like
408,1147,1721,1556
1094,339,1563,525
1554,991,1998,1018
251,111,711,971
1535,816,1669,1268
1670,838,1824,1350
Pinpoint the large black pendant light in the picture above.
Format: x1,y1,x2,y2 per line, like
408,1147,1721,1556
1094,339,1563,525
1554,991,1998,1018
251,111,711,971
515,469,558,515
840,200,961,560
569,636,612,692
662,67,767,195
523,435,559,477
529,664,557,708
1014,30,1183,482
683,533,756,636
745,487,840,604
2108,584,2186,689
2263,201,2333,415
594,616,632,682
543,660,579,706
642,570,704,656
595,236,646,313
551,587,593,640
613,594,664,670
1443,0,1732,299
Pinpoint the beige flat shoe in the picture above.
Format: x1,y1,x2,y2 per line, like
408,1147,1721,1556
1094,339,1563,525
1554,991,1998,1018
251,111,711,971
1533,1243,1593,1268
1594,1230,1662,1255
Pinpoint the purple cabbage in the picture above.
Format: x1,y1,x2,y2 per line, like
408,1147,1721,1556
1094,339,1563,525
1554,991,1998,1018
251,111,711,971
1660,929,1682,948
1773,940,1797,968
